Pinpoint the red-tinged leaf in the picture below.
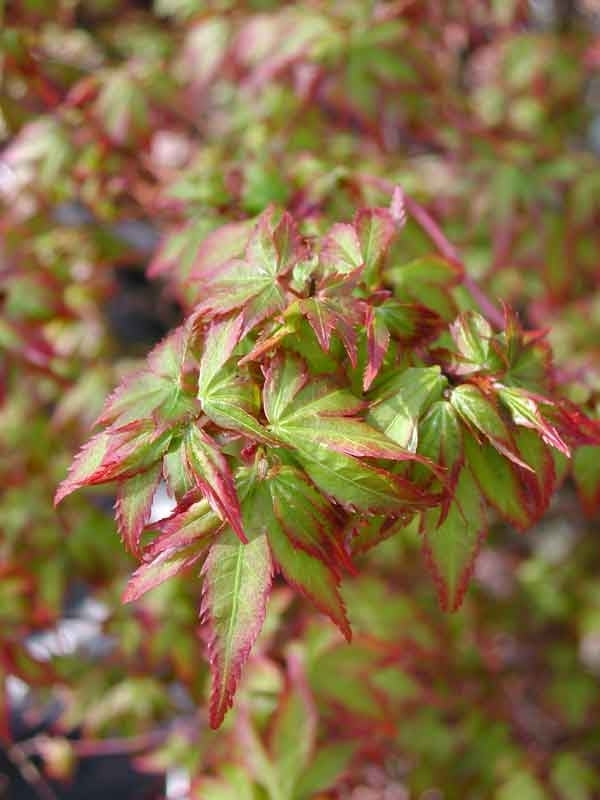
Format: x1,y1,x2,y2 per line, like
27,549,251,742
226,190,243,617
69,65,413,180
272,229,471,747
573,445,600,516
513,428,556,523
464,432,532,530
368,366,447,452
496,385,570,456
198,315,244,396
189,219,255,282
450,311,493,366
320,223,363,275
96,326,198,429
376,300,444,347
364,305,390,391
263,355,362,424
269,651,317,798
193,209,300,334
147,324,193,381
163,442,195,498
267,508,351,641
421,467,486,612
201,529,273,728
267,466,348,568
115,463,163,555
95,371,173,428
266,357,438,473
413,400,464,507
55,430,111,505
201,361,279,446
299,296,359,366
123,536,211,603
184,424,246,543
238,320,296,365
297,446,438,514
450,384,533,471
143,499,221,562
354,207,395,279
540,398,600,448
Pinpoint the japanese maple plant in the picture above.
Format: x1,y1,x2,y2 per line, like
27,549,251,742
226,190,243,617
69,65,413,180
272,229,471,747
55,190,600,729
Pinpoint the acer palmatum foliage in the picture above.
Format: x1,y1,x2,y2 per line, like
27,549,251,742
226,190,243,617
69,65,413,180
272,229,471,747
56,203,600,728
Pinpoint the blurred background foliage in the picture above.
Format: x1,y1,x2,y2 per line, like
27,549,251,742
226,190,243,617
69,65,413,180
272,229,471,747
1,1,600,798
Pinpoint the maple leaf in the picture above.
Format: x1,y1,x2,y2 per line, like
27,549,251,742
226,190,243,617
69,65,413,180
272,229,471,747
421,467,486,612
367,366,448,452
123,499,222,602
201,527,273,728
363,301,444,390
54,422,172,505
192,208,304,335
263,355,440,514
116,462,163,555
197,315,279,445
450,383,533,471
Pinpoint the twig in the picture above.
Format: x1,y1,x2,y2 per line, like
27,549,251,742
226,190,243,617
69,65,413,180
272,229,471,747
358,174,506,329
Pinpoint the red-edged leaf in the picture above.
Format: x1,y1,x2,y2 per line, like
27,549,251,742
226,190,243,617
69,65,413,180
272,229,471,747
55,430,112,505
96,325,198,429
197,314,245,394
320,223,363,275
189,219,255,282
123,533,212,603
298,447,438,515
354,207,395,279
266,357,440,471
143,499,221,562
513,428,556,524
450,384,532,470
201,529,273,728
116,463,163,555
266,508,351,641
421,467,486,611
56,420,170,504
450,311,495,370
193,209,301,334
376,300,444,347
573,445,600,516
363,305,390,391
413,400,464,516
464,432,532,530
267,466,350,569
299,295,360,366
201,360,279,446
539,398,600,448
183,424,246,543
496,385,570,456
368,366,447,452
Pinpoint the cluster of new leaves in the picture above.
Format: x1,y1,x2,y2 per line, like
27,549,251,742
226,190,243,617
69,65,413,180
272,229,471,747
56,202,600,727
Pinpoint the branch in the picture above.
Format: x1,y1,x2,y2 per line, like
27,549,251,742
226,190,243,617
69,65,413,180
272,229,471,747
359,174,506,330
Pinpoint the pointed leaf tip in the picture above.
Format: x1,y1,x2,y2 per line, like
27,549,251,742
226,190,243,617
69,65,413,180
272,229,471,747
202,531,273,728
